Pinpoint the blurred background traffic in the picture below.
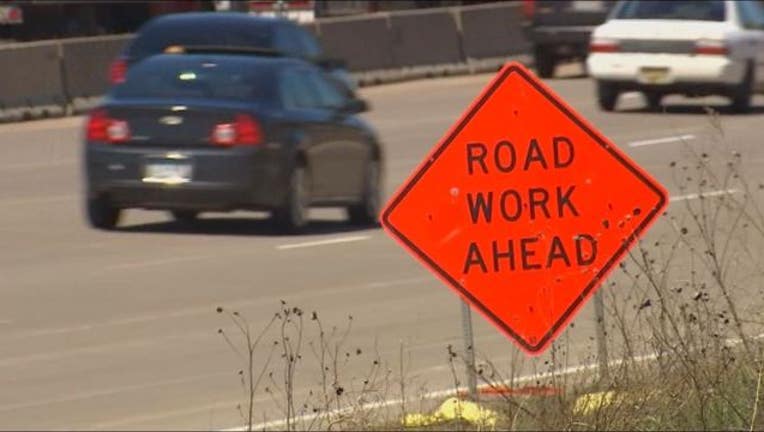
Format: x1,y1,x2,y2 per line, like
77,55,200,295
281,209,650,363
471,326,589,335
1,0,762,120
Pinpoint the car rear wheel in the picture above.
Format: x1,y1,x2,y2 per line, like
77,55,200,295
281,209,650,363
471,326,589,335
646,93,663,112
730,64,754,114
273,165,310,234
86,195,121,230
347,159,381,226
534,47,556,79
170,210,199,224
597,81,618,112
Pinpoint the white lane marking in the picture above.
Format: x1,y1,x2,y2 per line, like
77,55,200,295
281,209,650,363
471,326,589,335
0,276,429,342
89,400,243,430
0,194,77,205
366,276,430,289
0,371,230,413
0,116,83,133
276,235,371,250
670,189,739,203
0,334,177,369
0,159,77,172
223,331,764,432
389,157,428,167
373,115,451,129
628,134,696,148
101,254,218,272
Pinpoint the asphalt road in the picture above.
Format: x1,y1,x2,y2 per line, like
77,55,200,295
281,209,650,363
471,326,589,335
1,68,764,430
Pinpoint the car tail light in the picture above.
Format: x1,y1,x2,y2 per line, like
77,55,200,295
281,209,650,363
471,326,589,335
693,40,728,56
589,38,620,53
109,57,127,84
86,109,131,143
522,0,535,19
211,114,262,147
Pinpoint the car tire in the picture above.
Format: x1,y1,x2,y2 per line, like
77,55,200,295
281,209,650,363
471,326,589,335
170,210,199,224
273,165,310,234
646,93,663,112
597,81,618,112
534,47,556,79
86,195,121,230
581,59,590,77
347,158,381,226
730,64,754,114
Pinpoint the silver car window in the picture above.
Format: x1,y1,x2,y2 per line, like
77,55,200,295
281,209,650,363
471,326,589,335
615,0,725,21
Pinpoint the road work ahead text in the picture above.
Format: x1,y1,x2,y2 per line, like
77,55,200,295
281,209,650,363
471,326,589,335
462,137,597,274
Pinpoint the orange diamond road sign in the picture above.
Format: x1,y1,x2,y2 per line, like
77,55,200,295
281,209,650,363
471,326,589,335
380,62,668,355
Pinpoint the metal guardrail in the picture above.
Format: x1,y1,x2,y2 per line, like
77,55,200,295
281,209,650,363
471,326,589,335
0,2,527,118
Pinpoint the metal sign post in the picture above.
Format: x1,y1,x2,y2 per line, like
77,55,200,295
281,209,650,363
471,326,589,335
461,300,478,399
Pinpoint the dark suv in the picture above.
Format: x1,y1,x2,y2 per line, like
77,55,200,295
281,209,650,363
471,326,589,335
86,52,382,233
109,12,355,93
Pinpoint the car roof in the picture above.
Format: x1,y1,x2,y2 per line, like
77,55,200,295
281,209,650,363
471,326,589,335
127,12,306,60
147,12,291,28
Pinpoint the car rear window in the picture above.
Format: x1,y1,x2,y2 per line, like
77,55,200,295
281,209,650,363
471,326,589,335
738,0,764,29
127,19,273,60
112,56,277,104
615,0,725,21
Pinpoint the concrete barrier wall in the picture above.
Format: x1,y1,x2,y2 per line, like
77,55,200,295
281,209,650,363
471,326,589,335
389,10,462,68
0,41,65,109
0,2,529,115
317,15,394,72
61,35,133,99
460,3,529,59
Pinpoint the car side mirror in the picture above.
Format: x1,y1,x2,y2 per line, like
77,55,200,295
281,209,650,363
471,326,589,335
343,98,369,114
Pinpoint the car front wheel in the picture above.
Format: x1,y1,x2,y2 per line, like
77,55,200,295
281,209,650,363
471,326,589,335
347,159,381,226
86,195,121,230
730,64,754,114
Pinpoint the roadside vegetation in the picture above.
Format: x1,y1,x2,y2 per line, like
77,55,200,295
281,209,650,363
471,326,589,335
216,109,764,431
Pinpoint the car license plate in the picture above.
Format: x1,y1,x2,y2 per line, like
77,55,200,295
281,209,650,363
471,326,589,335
143,163,192,185
639,67,670,84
